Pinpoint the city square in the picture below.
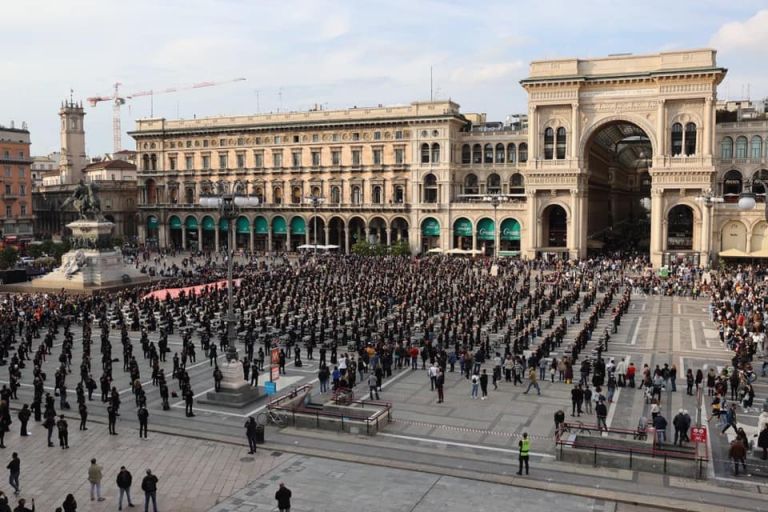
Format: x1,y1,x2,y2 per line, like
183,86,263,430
2,1,768,511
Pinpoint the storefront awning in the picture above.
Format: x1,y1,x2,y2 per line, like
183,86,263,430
476,218,494,240
290,217,306,236
236,217,250,234
147,216,159,229
169,216,182,230
202,216,216,231
185,216,198,230
500,219,521,241
453,218,472,237
272,217,287,235
719,248,749,258
254,216,268,235
422,217,440,237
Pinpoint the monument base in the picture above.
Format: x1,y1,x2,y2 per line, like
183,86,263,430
198,383,265,408
28,249,149,291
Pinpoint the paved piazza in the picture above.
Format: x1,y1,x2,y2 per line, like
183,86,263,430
1,258,767,512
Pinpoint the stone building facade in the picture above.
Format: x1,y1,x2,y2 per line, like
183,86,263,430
130,49,768,266
0,124,34,240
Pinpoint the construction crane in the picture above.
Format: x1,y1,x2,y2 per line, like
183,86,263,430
87,77,247,153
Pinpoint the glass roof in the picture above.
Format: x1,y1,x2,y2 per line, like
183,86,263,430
591,123,652,169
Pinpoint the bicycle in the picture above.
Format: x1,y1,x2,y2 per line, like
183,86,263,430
257,408,287,427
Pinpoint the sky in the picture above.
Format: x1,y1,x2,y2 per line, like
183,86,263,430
3,0,768,156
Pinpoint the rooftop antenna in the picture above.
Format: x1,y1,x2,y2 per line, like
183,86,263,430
278,87,283,112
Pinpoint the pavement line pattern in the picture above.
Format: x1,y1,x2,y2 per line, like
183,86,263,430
378,432,556,458
391,418,551,440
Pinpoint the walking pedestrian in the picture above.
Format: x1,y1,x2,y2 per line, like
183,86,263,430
141,469,158,512
245,416,258,454
275,482,292,512
729,438,747,476
435,369,445,404
116,466,135,510
367,373,379,400
6,453,19,495
595,399,608,432
88,458,105,502
524,366,540,395
517,432,530,475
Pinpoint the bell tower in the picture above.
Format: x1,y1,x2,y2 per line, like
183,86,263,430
59,97,87,185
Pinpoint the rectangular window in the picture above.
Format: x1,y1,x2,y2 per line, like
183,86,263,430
19,184,25,196
185,156,193,170
203,140,209,148
395,148,404,164
169,157,176,171
352,150,361,166
332,134,339,142
395,130,403,140
311,151,321,167
292,151,301,168
219,154,228,169
236,154,245,169
186,140,192,148
4,184,11,195
293,135,300,143
352,132,360,141
312,134,319,142
254,153,263,168
219,139,226,146
202,156,210,170
273,151,283,167
374,131,381,140
4,167,10,177
332,150,341,166
18,166,25,177
274,136,281,144
5,206,10,217
373,149,382,165
20,204,26,216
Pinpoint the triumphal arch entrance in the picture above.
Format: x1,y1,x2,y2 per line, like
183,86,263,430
520,49,726,266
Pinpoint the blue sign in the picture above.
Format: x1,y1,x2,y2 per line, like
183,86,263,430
264,381,277,396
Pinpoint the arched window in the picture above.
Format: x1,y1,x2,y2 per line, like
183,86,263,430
556,127,567,159
461,144,471,164
684,123,697,156
752,170,768,196
736,136,748,159
487,173,501,194
543,127,554,160
273,187,282,205
464,174,479,195
721,137,733,160
671,123,683,156
254,187,264,203
751,136,763,160
421,143,430,164
311,186,321,197
150,154,157,171
351,185,362,204
431,143,440,164
723,170,742,197
518,143,528,163
507,143,516,164
291,186,302,204
472,144,482,164
484,144,493,164
423,174,438,203
142,154,150,171
394,185,404,203
372,185,382,204
495,143,505,164
330,186,341,204
510,173,524,194
667,205,694,250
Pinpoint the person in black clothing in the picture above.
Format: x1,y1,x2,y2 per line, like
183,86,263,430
159,382,169,411
79,403,88,431
571,385,583,416
6,453,19,495
17,406,30,436
479,369,489,399
56,415,69,449
141,469,158,512
137,406,149,439
184,389,194,417
13,498,32,512
275,483,291,512
250,364,259,387
43,413,55,447
245,417,258,454
116,466,134,510
107,405,118,435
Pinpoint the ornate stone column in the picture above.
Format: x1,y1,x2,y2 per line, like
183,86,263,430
701,201,713,267
181,227,187,250
650,187,664,267
214,226,220,253
526,190,537,258
571,102,580,160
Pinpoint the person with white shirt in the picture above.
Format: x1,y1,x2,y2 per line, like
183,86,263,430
428,364,438,391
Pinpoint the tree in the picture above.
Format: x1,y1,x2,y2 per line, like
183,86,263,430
390,240,411,256
351,240,373,256
0,247,18,270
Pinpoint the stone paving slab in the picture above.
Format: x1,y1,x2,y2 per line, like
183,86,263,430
208,455,608,512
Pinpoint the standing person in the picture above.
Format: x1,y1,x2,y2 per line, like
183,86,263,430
62,493,77,512
516,432,530,476
141,469,158,512
78,403,88,431
12,498,32,512
685,369,694,396
6,453,19,495
428,363,438,391
244,416,258,454
43,413,55,447
470,373,479,399
107,405,118,435
595,399,608,432
17,406,30,437
479,369,489,400
184,389,195,417
729,438,747,476
88,458,105,502
56,415,69,449
137,406,149,439
435,369,445,404
367,372,379,400
116,466,135,510
275,482,292,512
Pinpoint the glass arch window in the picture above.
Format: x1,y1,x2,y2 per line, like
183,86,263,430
495,143,505,163
544,127,554,160
421,143,430,164
484,144,493,164
472,144,482,164
507,143,516,164
556,127,567,159
684,123,696,156
751,136,763,160
519,143,528,163
431,143,440,164
464,174,479,195
461,144,471,164
487,173,501,194
736,136,748,159
721,137,733,159
671,123,683,156
423,174,438,203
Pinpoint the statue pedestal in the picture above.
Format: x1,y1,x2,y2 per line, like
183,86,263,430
28,219,148,291
199,360,264,408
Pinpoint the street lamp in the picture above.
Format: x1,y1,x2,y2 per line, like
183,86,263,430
199,182,259,359
737,179,768,220
304,194,325,259
695,189,723,268
483,194,506,257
